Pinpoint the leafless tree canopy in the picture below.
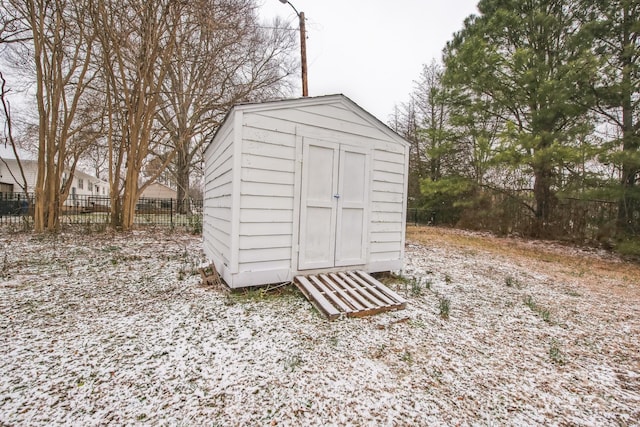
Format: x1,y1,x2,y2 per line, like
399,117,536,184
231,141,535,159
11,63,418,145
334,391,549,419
3,0,99,232
3,0,296,231
155,0,296,214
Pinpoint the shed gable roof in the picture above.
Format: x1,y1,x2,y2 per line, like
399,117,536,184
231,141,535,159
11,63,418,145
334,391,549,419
208,94,409,151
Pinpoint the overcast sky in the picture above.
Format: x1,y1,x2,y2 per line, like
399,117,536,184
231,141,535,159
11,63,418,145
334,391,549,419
259,0,479,122
1,1,480,160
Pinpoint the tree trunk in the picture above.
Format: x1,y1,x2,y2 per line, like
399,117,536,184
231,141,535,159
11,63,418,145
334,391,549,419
532,129,555,237
44,148,59,231
21,0,95,233
617,106,639,235
175,145,190,214
110,190,122,229
616,4,639,236
532,164,554,238
121,175,138,230
120,140,142,231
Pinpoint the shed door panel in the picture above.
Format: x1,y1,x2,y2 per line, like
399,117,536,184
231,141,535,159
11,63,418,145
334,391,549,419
298,140,369,270
298,141,339,270
335,147,369,266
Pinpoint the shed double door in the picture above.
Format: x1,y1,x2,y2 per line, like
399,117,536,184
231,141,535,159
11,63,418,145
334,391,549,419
298,139,370,270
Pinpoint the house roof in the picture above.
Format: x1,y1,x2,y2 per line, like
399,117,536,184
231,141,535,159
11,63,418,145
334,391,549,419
144,182,176,192
206,94,410,153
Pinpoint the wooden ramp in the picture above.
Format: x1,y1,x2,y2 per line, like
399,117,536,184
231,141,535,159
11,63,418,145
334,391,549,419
294,271,407,320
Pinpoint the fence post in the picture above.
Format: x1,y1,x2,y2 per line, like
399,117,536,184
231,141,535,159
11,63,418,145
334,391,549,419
170,199,174,228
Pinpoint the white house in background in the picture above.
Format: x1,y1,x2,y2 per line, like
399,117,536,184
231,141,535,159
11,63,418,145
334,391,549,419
0,159,109,203
140,182,177,199
202,94,410,288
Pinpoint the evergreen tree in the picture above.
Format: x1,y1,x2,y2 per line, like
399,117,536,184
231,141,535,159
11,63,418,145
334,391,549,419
414,61,471,224
443,0,597,236
584,0,640,236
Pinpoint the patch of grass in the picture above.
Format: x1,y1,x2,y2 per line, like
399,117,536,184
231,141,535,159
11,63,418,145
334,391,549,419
1,252,9,279
439,297,450,320
376,272,419,296
505,275,522,288
372,344,387,359
81,220,107,234
374,271,410,286
539,308,551,323
230,283,298,302
549,338,566,365
175,246,204,280
375,273,431,297
523,295,535,309
431,367,443,383
284,355,303,372
409,278,423,296
407,226,640,290
232,287,269,302
524,295,551,323
616,239,640,258
20,216,33,232
409,318,427,328
187,214,203,235
400,350,413,364
444,274,453,285
565,288,581,297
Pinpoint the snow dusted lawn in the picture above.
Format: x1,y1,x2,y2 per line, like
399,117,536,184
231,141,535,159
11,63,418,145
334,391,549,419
1,227,638,426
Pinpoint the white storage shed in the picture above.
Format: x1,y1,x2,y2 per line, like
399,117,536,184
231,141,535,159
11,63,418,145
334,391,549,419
203,94,409,288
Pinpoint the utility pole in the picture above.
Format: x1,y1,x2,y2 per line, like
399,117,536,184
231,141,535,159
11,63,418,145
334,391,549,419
299,11,308,97
279,0,308,97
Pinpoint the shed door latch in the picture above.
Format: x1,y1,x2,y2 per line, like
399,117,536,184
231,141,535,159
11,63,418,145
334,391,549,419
333,194,340,199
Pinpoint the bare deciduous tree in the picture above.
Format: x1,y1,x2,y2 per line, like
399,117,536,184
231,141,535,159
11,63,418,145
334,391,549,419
156,0,296,213
10,0,97,232
90,0,182,230
0,0,30,45
1,2,31,195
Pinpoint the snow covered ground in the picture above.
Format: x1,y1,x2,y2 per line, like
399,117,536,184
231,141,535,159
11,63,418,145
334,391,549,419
0,227,638,426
